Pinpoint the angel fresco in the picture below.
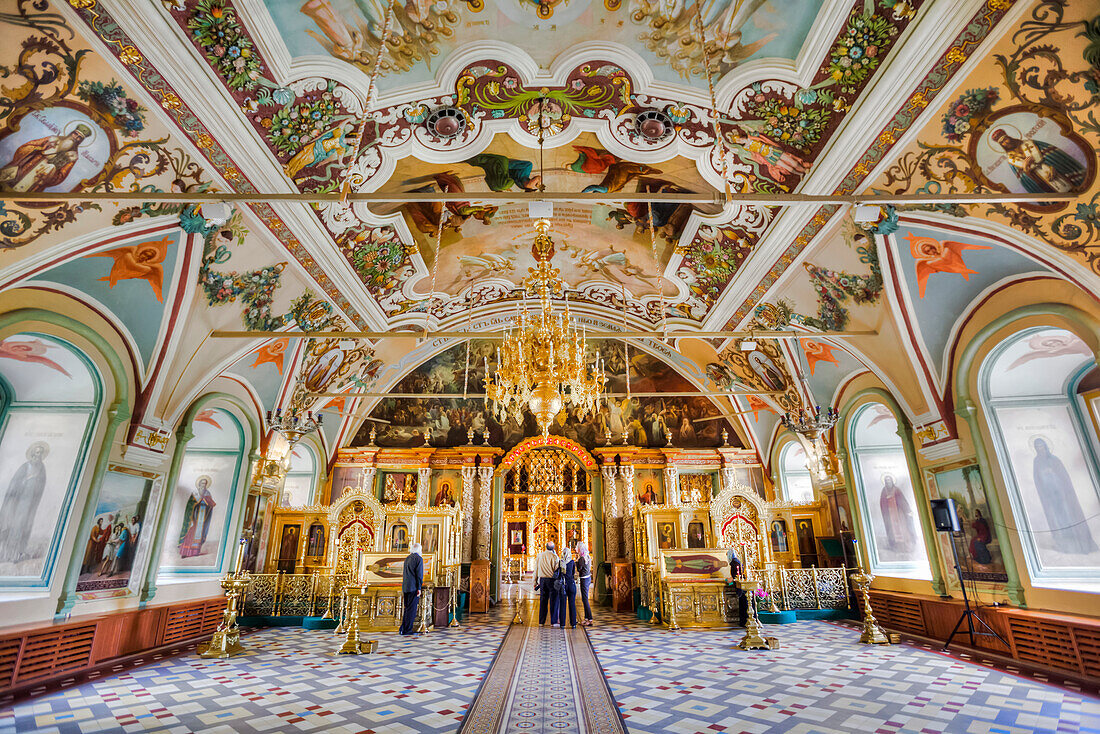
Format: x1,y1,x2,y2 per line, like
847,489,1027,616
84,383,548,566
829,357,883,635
463,154,542,192
401,172,498,235
299,0,461,73
627,0,777,79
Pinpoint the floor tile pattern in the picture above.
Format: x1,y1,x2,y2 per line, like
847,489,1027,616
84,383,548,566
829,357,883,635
4,607,1100,733
501,626,584,733
586,613,1100,734
0,608,510,734
461,612,625,734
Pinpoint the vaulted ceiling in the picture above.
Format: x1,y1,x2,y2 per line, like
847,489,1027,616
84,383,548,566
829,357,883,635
1,0,1097,465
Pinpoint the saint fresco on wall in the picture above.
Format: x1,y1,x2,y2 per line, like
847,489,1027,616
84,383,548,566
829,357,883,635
0,410,91,580
973,109,1092,202
926,463,1007,584
854,451,929,572
355,339,735,450
159,452,239,571
76,468,155,593
984,328,1100,572
992,403,1100,569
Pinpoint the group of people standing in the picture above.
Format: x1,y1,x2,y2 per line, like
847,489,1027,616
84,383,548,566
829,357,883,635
81,514,141,577
534,541,594,629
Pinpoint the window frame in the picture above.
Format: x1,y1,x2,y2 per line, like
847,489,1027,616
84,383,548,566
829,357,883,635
846,401,932,580
978,327,1100,588
777,440,814,503
0,333,103,588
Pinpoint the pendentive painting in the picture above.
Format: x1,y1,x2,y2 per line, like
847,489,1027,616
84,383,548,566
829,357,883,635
356,339,735,451
925,462,1008,585
76,467,157,594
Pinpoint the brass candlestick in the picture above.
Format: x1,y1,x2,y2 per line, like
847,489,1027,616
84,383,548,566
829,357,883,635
334,588,348,634
198,571,252,659
336,584,376,654
666,590,680,631
415,586,430,634
851,570,890,645
321,573,336,620
736,579,772,650
449,569,461,628
511,579,523,625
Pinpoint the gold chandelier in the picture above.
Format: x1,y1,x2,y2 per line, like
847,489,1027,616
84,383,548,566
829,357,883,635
484,219,606,436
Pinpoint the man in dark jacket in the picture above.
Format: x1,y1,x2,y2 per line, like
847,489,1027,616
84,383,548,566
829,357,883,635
727,547,748,627
400,542,424,635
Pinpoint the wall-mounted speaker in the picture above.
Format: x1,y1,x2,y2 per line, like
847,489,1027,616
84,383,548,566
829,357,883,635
930,498,961,533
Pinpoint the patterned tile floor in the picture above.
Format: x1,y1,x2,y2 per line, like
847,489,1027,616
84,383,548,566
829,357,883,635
3,607,1100,733
587,613,1100,734
0,608,510,734
500,625,585,733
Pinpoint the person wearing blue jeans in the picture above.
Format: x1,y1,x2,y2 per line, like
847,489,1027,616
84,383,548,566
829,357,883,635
534,542,560,625
559,547,578,628
576,541,594,626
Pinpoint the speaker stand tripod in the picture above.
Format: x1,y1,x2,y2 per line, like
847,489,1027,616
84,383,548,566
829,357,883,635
942,533,1009,651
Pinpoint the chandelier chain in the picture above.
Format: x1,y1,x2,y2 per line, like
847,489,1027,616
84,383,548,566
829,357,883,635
693,0,732,204
339,0,396,201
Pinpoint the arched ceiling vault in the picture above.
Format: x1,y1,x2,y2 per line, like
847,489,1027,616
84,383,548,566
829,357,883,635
0,0,1097,468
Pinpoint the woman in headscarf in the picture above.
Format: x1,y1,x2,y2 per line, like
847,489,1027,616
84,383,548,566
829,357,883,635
558,547,578,629
575,541,594,626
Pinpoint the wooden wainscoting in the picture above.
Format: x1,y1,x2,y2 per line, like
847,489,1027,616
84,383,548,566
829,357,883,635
0,596,226,700
866,590,1100,684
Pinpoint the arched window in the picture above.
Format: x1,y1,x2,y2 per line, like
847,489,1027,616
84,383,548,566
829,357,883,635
158,407,246,574
0,333,101,586
778,441,814,503
282,442,317,507
979,327,1100,588
848,402,931,579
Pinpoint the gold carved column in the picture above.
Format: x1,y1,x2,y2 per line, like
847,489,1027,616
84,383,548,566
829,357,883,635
620,466,635,564
601,465,620,561
460,466,476,564
476,466,494,560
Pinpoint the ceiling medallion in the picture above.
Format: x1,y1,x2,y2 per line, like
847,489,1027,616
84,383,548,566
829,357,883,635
425,107,467,139
635,109,674,141
484,219,606,437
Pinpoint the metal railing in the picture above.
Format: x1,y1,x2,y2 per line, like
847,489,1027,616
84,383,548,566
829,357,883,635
242,573,351,617
749,567,851,610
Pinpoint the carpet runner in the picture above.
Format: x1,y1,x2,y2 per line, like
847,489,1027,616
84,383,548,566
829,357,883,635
460,616,627,734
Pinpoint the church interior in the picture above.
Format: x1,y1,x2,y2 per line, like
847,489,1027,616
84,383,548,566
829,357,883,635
0,0,1099,731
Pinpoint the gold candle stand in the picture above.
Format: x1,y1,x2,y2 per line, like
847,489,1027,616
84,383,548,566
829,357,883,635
337,584,377,654
851,570,890,645
449,569,461,628
735,579,773,651
198,572,252,659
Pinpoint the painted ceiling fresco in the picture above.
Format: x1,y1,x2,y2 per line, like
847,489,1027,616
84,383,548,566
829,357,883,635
2,0,1098,476
869,1,1100,278
366,133,724,316
264,0,825,87
56,0,926,328
353,338,738,450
